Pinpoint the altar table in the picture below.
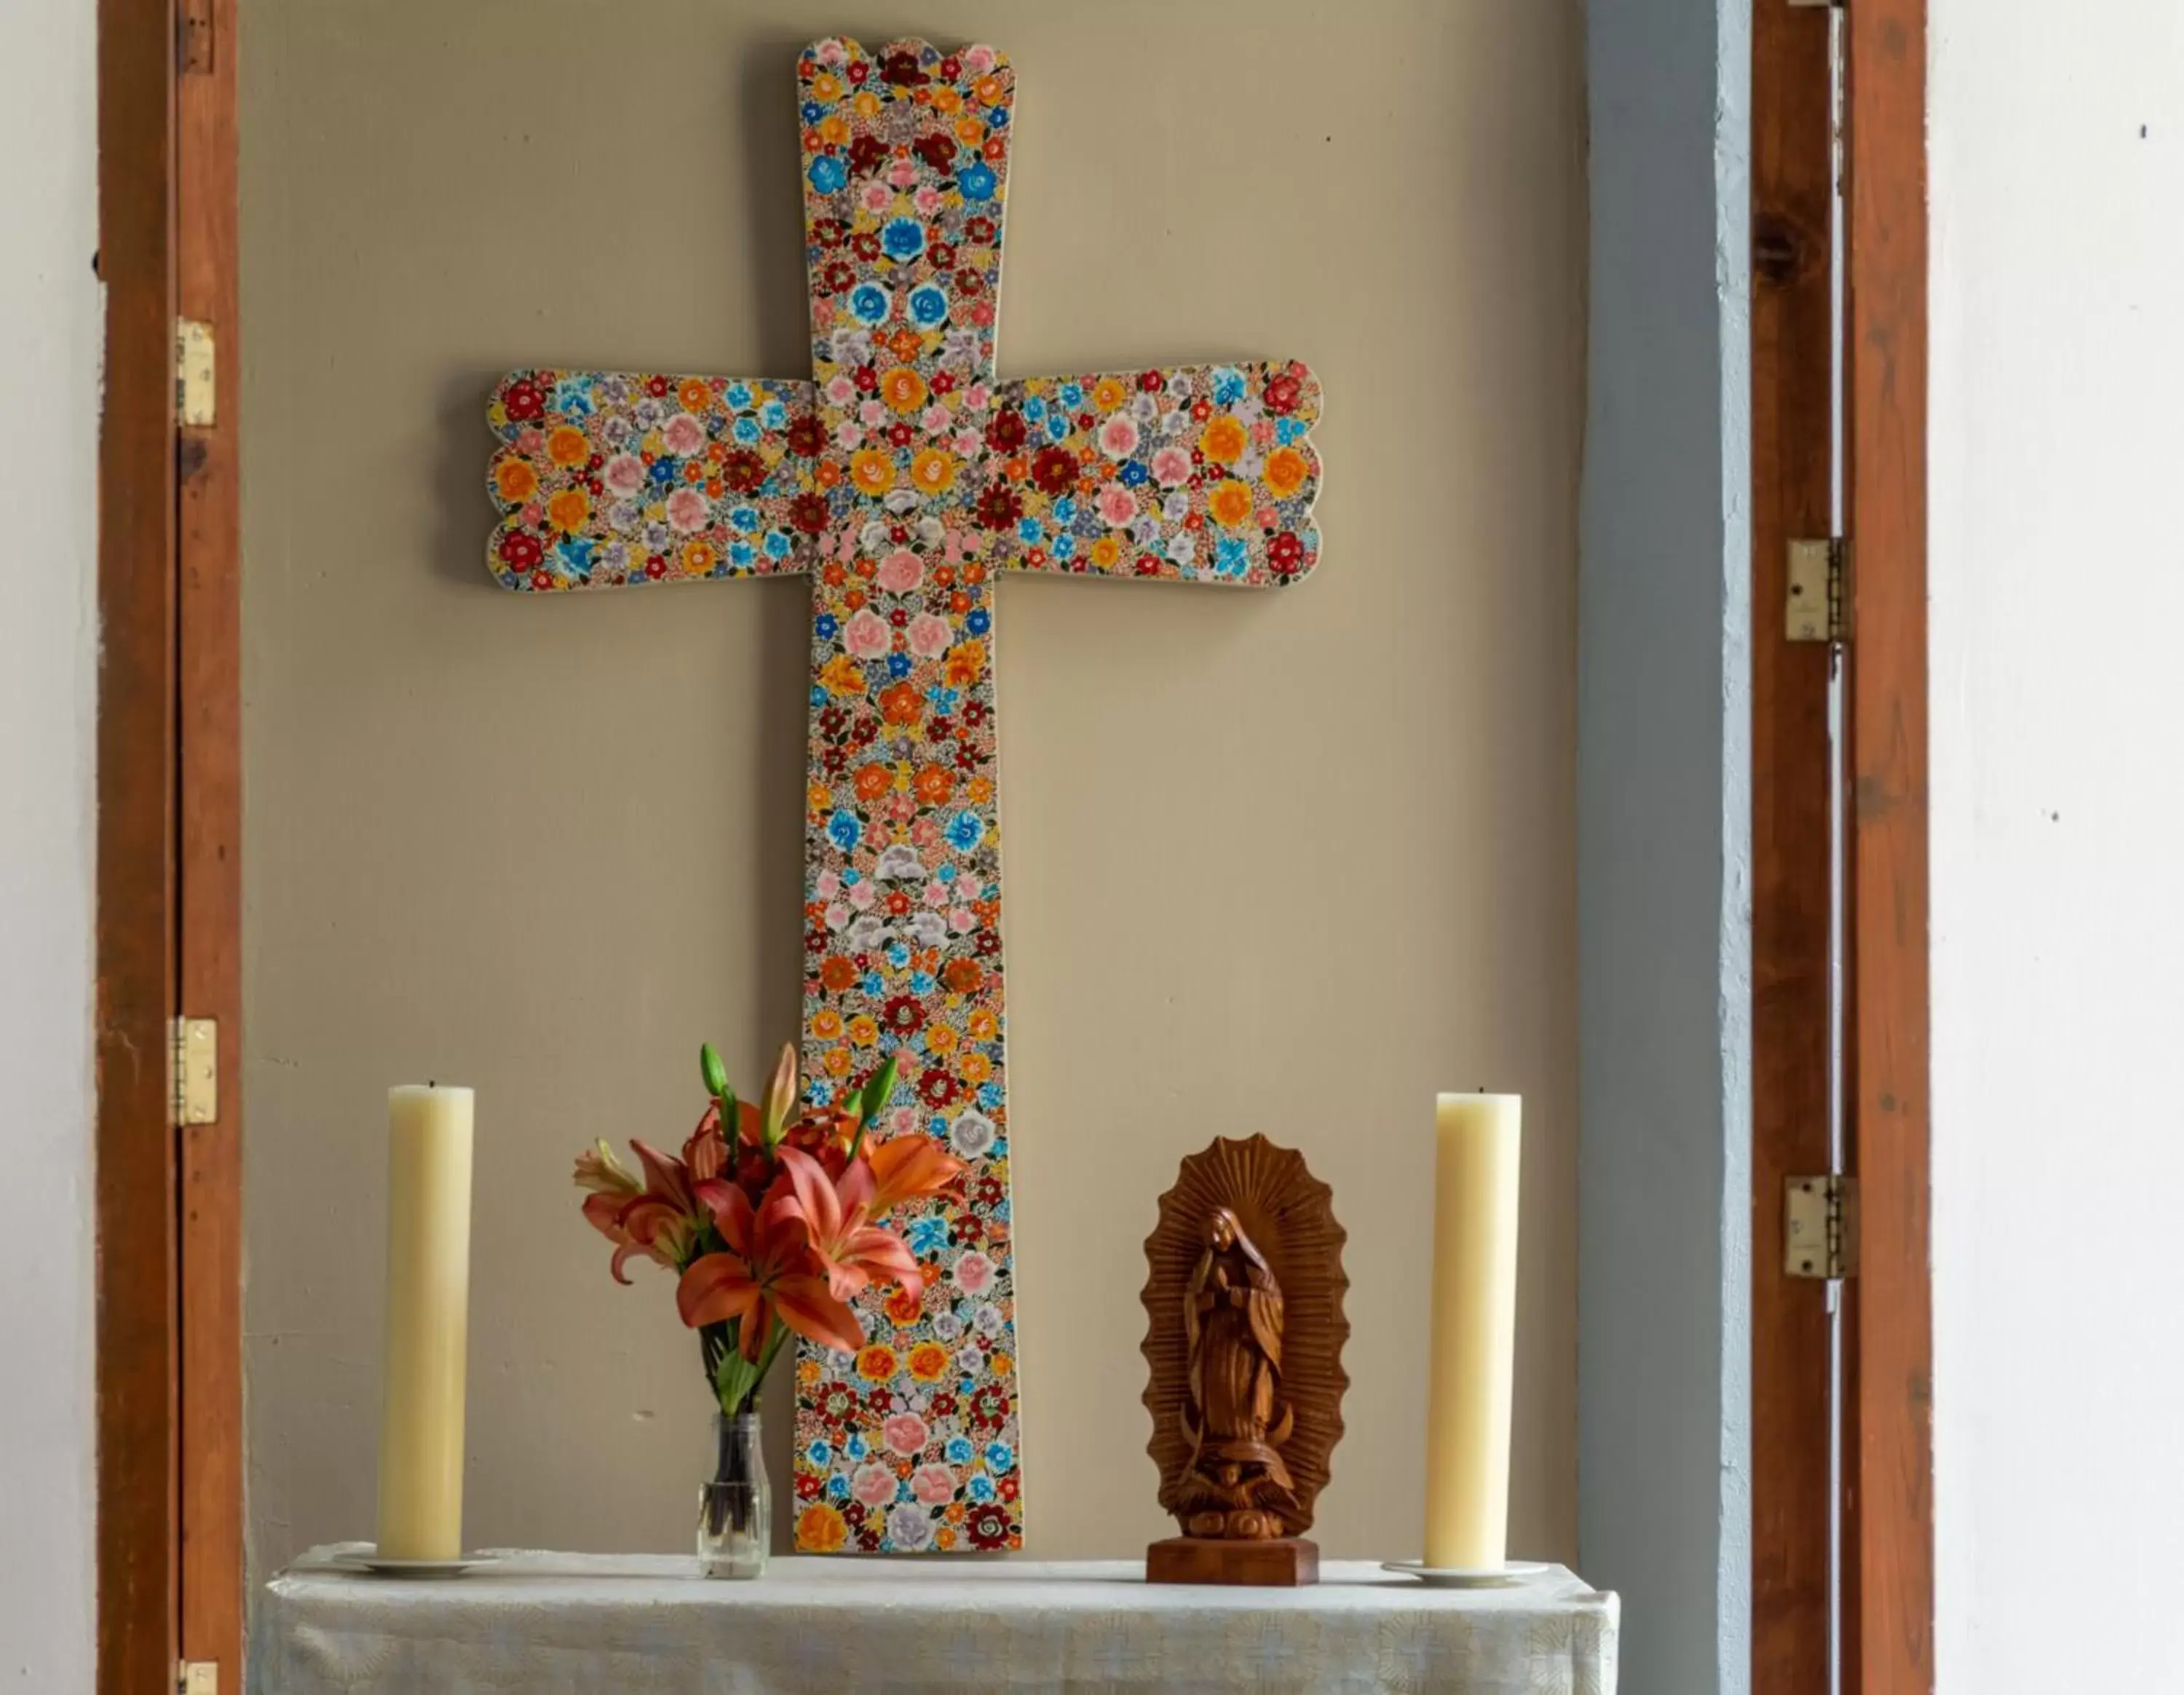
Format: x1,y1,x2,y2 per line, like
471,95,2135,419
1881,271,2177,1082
254,1546,1617,1695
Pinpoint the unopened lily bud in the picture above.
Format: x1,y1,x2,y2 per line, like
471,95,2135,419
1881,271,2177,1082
761,1041,799,1149
700,1042,729,1101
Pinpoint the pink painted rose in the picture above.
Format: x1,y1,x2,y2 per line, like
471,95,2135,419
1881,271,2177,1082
844,608,893,660
952,1251,996,1297
877,549,924,593
665,487,709,533
914,186,944,216
952,429,984,458
882,1412,930,1458
909,817,942,850
824,901,850,931
906,612,952,657
860,181,893,215
888,159,919,190
848,878,877,912
1096,483,1139,527
922,404,954,435
852,1463,898,1507
858,399,889,429
1151,446,1193,487
962,382,992,411
963,44,995,74
911,1463,957,1505
1097,416,1140,459
948,904,976,933
826,376,856,406
834,422,862,451
662,413,707,456
815,869,842,898
604,454,646,497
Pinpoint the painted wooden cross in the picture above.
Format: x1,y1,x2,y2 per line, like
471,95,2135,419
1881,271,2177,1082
486,36,1322,1554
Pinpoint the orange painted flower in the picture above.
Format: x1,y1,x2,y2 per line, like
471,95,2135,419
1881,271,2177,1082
886,1286,925,1327
798,1502,848,1553
546,488,591,532
913,764,955,806
1088,534,1122,570
856,1343,900,1382
968,1008,999,1040
818,655,867,697
911,448,957,494
812,1008,844,1040
941,958,984,996
677,378,713,413
820,955,858,992
879,366,929,415
879,681,924,725
854,762,893,802
1208,478,1257,529
959,1052,992,1086
547,425,590,467
847,1014,879,1048
925,1023,959,1054
850,449,895,495
1198,414,1248,465
820,113,851,146
1262,445,1311,499
943,640,987,690
808,71,844,103
822,1046,851,1078
909,1341,951,1383
494,457,538,502
973,74,1006,106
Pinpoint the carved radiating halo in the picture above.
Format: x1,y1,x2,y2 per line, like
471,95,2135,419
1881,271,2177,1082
1139,1134,1350,1537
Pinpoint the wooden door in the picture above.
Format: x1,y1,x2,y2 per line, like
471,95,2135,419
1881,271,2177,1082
96,0,244,1688
1751,0,1931,1689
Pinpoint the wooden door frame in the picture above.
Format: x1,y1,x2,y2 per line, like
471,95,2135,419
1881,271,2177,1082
95,0,244,1688
1752,0,1932,1691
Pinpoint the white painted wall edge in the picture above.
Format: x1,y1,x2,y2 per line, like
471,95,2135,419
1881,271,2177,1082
1576,1,1753,1691
0,0,102,1686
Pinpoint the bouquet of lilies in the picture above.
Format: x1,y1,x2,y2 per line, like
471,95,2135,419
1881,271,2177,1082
574,1042,963,1418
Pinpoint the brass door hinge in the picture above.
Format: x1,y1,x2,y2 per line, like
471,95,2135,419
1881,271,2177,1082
179,1661,219,1695
1786,537,1847,644
177,319,216,428
1784,1174,1858,1279
171,1018,218,1128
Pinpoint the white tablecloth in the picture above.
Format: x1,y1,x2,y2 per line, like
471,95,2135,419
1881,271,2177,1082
253,1546,1616,1694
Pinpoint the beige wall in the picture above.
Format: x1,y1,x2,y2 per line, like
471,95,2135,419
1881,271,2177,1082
242,0,1583,1573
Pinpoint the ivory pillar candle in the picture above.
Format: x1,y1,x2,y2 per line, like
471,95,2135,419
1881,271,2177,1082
376,1083,475,1560
1423,1092,1522,1569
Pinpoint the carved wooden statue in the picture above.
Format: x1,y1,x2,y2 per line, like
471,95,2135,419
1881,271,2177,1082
1142,1137,1348,1586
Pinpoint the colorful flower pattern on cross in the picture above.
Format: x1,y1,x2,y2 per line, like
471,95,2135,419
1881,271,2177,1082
485,35,1324,1552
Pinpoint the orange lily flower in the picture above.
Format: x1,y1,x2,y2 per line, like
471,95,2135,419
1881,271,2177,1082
775,1146,926,1303
866,1134,965,1219
678,1177,862,1360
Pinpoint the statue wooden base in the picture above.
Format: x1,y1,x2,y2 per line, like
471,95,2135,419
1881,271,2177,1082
1146,1536,1321,1588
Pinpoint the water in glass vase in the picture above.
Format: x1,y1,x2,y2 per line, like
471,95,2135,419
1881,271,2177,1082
699,1410,769,1579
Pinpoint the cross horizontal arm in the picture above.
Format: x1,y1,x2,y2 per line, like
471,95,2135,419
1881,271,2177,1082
486,368,828,590
986,361,1322,587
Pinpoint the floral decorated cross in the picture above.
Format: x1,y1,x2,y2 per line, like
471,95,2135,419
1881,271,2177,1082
486,36,1322,1554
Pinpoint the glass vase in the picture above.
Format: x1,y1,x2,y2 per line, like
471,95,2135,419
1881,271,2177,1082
697,1410,769,1579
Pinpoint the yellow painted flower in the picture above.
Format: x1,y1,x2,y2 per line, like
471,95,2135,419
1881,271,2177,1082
967,1008,998,1040
812,1008,844,1040
930,86,962,115
547,425,590,468
545,488,590,532
819,654,866,696
856,1343,899,1382
850,449,896,495
908,1342,951,1383
880,366,930,416
847,1014,879,1048
493,458,538,503
677,378,712,413
797,1503,848,1553
1207,478,1257,529
1091,376,1129,413
959,1052,992,1086
806,779,832,813
823,1046,851,1078
926,1023,959,1054
797,1356,823,1387
808,71,844,103
1088,534,1122,570
820,114,850,146
852,90,882,120
1262,445,1311,499
911,447,957,494
988,1351,1014,1379
1198,414,1248,465
954,116,986,149
943,639,986,690
973,74,1006,107
680,540,716,574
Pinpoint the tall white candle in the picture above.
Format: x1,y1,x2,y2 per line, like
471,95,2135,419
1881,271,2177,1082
1423,1093,1522,1569
376,1083,475,1561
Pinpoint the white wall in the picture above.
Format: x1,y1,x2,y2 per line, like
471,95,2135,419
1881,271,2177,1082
1931,5,2184,1691
0,0,102,1685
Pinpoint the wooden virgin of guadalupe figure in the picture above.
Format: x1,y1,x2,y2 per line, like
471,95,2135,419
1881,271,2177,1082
1142,1137,1348,1586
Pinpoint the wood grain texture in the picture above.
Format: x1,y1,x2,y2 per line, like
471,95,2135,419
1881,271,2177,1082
1845,0,1936,1688
95,0,180,1688
1147,1536,1320,1588
178,0,245,1679
1750,4,1837,1691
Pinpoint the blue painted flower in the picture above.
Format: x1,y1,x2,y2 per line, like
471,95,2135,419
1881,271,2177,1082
885,941,911,971
808,1078,836,1107
1022,395,1046,422
555,537,595,580
809,683,826,708
763,529,794,560
978,1082,1003,1110
649,457,678,487
827,810,861,853
724,382,753,411
1059,382,1085,410
945,1436,975,1465
760,398,788,430
861,971,885,997
809,154,847,194
958,161,997,201
827,1474,850,1501
1119,459,1150,487
815,614,840,640
985,1442,1013,1471
728,504,761,532
552,376,595,416
1276,416,1307,444
1052,534,1077,560
965,608,991,636
1045,412,1069,443
730,541,757,569
946,811,984,853
1053,496,1077,524
907,1216,951,1257
1016,516,1044,545
967,1475,996,1503
845,1432,869,1461
909,970,937,995
732,416,761,446
849,282,891,326
887,652,911,679
1211,366,1247,406
907,284,949,327
799,101,823,125
841,868,860,885
881,217,927,261
937,864,957,884
926,684,962,717
1216,534,1250,577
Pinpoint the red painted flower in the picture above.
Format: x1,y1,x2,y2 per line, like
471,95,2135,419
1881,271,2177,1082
969,1385,1011,1431
986,409,1027,453
501,378,545,421
721,449,767,494
913,133,957,173
1137,369,1165,392
975,484,1021,530
1264,371,1304,415
966,1503,1011,1549
788,414,826,456
963,216,996,245
849,134,887,175
879,50,927,87
881,995,924,1038
917,1070,957,1110
1030,446,1077,495
1268,531,1305,574
499,531,543,569
789,492,831,534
